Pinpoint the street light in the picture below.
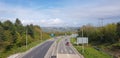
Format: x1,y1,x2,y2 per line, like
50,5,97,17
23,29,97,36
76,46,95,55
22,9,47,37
41,30,42,42
82,26,84,53
26,28,28,48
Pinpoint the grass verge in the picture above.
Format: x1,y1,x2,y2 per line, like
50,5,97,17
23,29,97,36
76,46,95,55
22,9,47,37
70,38,113,58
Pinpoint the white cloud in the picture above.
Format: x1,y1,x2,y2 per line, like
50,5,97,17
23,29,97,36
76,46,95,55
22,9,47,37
40,18,65,27
0,0,120,27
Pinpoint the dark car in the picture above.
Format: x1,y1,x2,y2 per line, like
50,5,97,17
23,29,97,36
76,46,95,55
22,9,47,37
66,42,69,46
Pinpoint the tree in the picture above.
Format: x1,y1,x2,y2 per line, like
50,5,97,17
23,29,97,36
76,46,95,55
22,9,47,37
3,20,13,30
3,30,13,50
26,25,34,38
102,24,117,44
15,18,22,26
0,21,2,26
117,22,120,37
77,23,118,45
15,18,25,35
0,25,5,51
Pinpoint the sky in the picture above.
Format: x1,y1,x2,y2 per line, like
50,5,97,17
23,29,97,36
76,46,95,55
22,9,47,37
0,0,120,27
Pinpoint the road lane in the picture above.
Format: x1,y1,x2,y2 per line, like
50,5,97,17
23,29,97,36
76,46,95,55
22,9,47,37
22,40,54,58
58,38,76,54
57,36,83,58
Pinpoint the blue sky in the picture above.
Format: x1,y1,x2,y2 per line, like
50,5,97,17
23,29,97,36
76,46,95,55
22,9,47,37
0,0,120,27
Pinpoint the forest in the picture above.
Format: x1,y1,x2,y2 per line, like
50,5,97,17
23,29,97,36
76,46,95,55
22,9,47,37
0,18,50,57
78,22,120,57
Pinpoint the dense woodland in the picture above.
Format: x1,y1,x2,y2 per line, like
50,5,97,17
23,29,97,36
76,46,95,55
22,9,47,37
78,23,120,45
78,22,120,56
0,18,50,53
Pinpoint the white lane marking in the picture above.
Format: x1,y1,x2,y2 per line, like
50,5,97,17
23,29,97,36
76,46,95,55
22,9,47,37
65,48,67,52
69,50,73,54
62,40,69,54
67,54,70,58
62,40,67,53
61,49,64,53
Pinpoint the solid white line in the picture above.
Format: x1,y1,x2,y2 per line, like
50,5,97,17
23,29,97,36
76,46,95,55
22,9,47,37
52,43,56,56
57,38,62,58
69,50,73,54
61,50,63,53
65,48,67,52
62,40,67,53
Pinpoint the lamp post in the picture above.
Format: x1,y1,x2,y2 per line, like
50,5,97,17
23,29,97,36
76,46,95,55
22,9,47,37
82,26,84,53
41,30,42,42
26,28,28,48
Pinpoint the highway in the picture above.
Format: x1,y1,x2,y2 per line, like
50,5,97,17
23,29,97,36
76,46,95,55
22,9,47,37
57,36,83,58
20,36,83,58
22,39,54,58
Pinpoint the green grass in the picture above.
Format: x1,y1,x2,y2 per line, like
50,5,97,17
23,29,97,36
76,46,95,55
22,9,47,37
0,39,47,58
70,38,113,58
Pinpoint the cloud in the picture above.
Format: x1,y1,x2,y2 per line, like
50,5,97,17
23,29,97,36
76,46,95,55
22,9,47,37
0,0,120,27
40,18,65,27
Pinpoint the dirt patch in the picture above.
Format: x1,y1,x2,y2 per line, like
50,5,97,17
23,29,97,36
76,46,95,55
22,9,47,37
109,46,120,58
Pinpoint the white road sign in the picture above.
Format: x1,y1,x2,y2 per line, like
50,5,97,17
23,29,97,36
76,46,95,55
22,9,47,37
71,34,78,38
77,37,88,44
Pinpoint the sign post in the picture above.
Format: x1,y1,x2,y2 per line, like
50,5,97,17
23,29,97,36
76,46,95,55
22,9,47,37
77,37,88,53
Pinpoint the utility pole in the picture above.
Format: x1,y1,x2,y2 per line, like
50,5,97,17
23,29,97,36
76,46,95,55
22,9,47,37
26,29,28,48
82,28,83,37
99,18,104,44
41,30,42,42
99,18,104,27
82,27,84,53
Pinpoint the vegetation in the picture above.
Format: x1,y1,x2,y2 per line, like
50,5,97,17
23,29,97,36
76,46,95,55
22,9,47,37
70,38,113,58
77,22,120,57
0,18,50,58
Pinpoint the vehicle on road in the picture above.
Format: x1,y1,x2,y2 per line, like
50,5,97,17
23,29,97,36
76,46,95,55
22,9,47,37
66,42,70,46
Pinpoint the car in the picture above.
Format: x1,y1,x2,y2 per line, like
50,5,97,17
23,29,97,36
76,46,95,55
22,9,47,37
66,42,70,46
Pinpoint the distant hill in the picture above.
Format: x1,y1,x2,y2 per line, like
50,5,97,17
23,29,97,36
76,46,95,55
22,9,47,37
41,27,79,32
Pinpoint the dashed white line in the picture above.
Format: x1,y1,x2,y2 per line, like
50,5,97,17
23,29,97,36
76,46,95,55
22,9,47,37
61,49,64,53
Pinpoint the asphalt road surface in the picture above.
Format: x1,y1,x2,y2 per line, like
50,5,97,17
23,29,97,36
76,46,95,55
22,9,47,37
22,40,54,58
58,39,75,54
57,36,83,58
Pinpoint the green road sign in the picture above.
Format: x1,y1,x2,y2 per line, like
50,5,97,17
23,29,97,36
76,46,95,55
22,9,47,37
50,33,55,37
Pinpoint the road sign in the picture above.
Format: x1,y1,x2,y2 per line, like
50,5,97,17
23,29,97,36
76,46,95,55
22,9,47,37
77,37,88,53
50,33,55,37
71,34,78,38
77,37,88,44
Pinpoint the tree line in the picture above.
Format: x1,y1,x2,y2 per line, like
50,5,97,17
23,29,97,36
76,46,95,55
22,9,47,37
78,22,120,45
0,18,50,52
